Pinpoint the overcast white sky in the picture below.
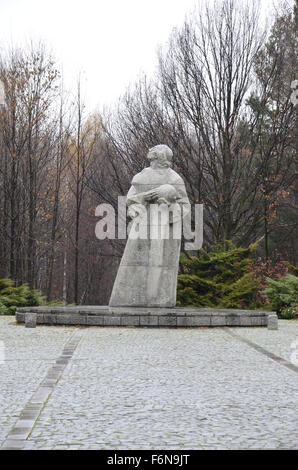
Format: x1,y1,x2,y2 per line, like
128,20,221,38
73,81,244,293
0,0,277,111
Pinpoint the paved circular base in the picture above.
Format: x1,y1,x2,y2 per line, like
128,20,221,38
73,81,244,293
16,306,277,328
0,317,297,449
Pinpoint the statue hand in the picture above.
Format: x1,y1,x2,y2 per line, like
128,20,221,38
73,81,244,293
144,190,159,202
144,185,178,204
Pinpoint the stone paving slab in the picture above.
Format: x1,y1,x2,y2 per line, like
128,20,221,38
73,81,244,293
0,318,76,444
1,327,83,450
229,321,298,363
0,316,297,450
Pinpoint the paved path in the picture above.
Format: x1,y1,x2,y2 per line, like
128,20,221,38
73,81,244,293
0,317,297,450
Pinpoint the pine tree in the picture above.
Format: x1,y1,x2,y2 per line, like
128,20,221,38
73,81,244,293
177,243,259,309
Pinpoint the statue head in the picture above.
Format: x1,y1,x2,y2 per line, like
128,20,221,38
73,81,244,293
147,144,173,169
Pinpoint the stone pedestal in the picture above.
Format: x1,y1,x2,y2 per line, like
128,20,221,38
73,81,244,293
267,314,278,330
16,306,277,328
25,313,37,328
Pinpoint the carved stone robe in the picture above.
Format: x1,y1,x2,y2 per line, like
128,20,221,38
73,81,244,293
109,166,189,308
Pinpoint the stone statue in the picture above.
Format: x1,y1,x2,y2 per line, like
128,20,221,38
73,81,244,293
109,144,190,308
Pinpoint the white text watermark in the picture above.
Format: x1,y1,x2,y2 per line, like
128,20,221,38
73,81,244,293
95,198,203,250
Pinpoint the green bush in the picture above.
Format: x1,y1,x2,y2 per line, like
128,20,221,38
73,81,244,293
282,262,298,277
177,242,259,309
279,305,298,320
0,278,44,315
264,274,298,317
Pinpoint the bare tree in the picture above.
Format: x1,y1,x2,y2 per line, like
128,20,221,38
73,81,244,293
159,0,266,246
68,80,100,304
45,87,73,300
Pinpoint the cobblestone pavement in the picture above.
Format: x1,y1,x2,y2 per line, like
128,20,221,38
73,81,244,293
0,316,297,450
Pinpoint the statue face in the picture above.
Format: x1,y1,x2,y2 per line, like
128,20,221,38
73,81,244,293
148,148,171,168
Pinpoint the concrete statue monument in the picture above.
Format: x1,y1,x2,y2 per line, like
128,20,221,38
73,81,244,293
109,144,190,308
15,145,278,329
